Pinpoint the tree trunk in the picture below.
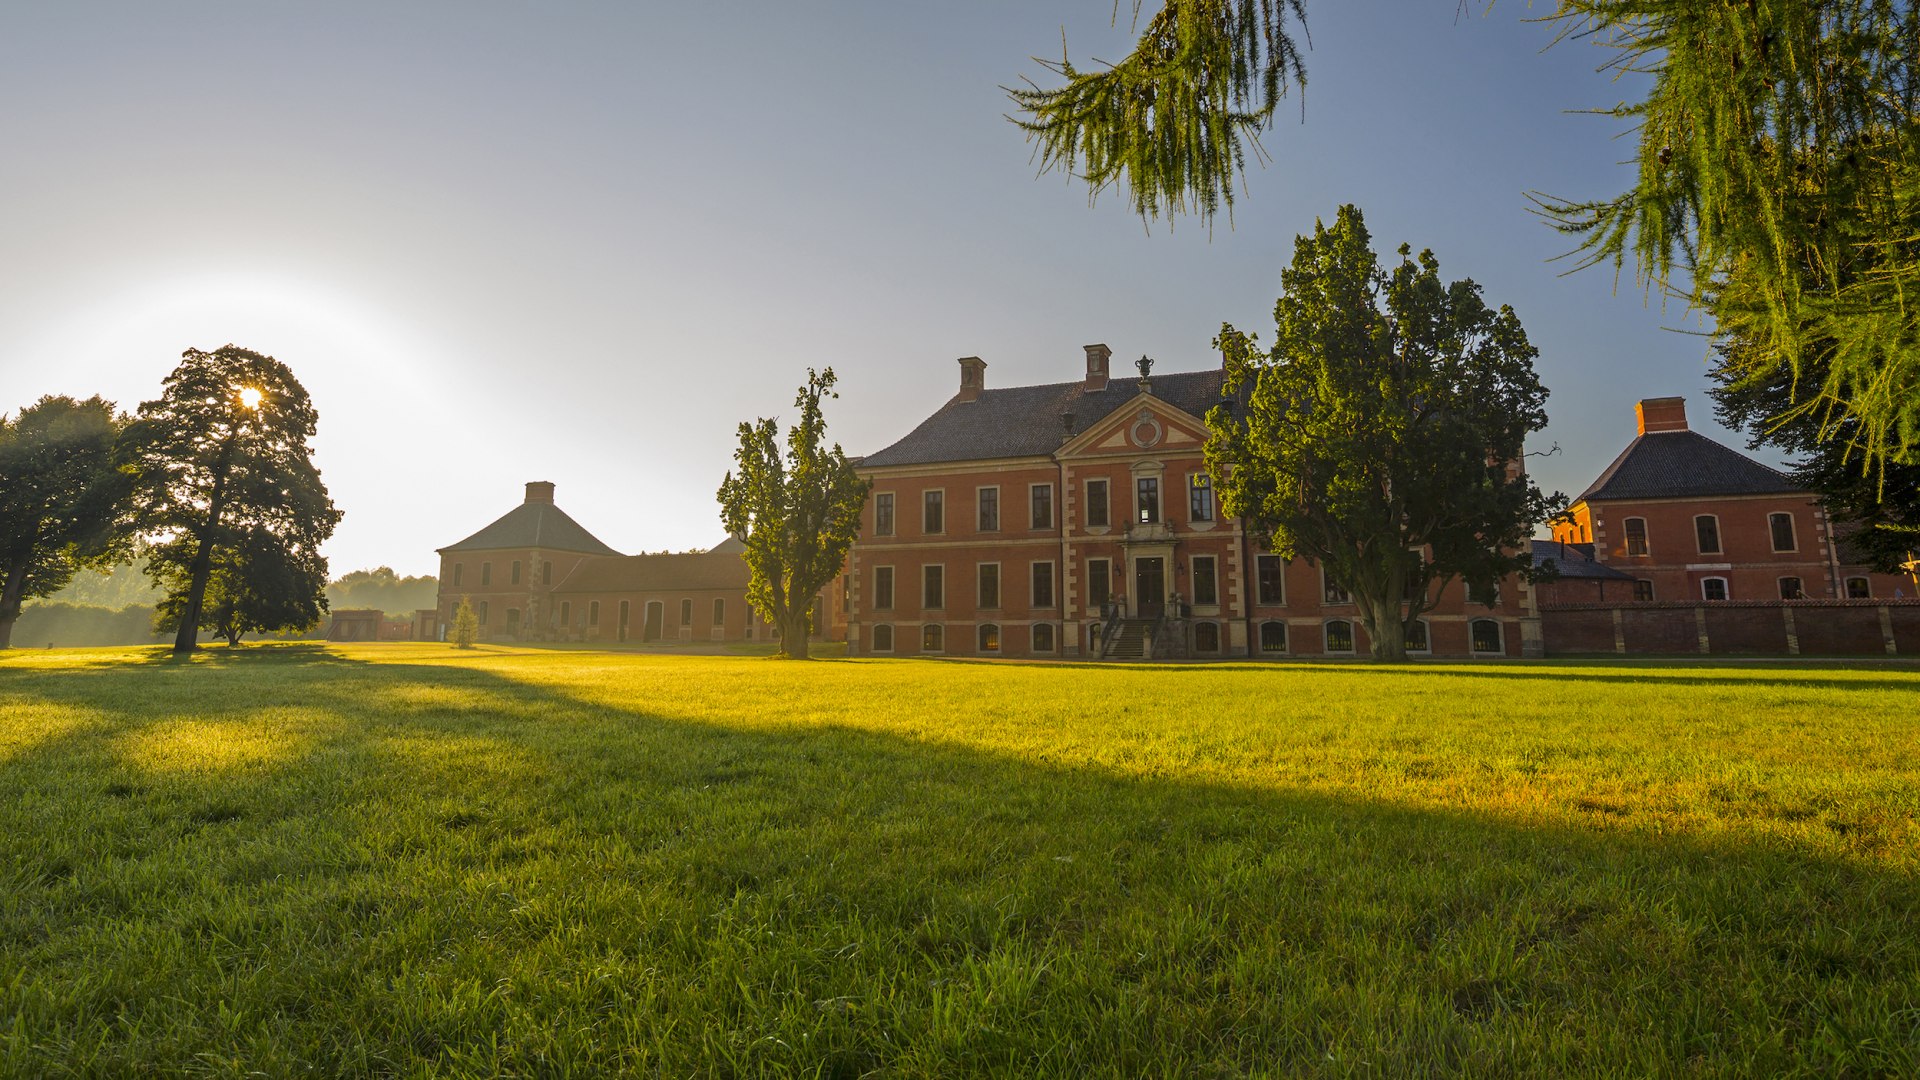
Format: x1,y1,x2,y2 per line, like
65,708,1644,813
780,611,812,659
1357,592,1408,662
173,531,218,655
0,563,26,650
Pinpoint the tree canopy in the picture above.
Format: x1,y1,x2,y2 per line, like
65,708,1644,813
1016,2,1920,481
0,395,130,649
122,346,340,654
717,369,870,660
1204,205,1559,661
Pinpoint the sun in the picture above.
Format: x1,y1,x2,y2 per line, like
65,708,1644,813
237,386,264,410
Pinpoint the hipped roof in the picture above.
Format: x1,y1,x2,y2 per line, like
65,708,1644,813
437,501,623,556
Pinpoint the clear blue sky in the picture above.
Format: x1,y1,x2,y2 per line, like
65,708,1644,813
1,3,1724,578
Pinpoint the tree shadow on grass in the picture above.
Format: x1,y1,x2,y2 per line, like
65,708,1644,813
0,649,1915,1076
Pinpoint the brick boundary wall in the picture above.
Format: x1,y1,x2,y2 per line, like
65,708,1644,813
1540,600,1920,657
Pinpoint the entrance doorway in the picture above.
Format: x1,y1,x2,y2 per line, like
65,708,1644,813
643,601,665,642
1134,557,1166,618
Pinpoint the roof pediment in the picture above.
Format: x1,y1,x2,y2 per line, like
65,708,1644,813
1059,392,1213,459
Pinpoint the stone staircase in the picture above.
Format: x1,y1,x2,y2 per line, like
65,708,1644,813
1102,619,1154,660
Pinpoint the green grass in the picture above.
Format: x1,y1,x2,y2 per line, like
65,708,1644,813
1,645,1916,1077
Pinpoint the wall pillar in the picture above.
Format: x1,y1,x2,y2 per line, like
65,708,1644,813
1881,605,1898,655
1611,608,1626,654
1694,606,1711,654
1782,606,1800,656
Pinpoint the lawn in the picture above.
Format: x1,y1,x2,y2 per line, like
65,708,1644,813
1,645,1916,1077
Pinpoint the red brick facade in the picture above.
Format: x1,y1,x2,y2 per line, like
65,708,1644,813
845,348,1539,660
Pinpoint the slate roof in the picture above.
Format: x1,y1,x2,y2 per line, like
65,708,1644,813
1530,539,1634,580
553,551,748,594
1576,430,1800,503
438,501,623,556
859,368,1239,468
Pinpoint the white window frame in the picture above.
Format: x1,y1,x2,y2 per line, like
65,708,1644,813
1405,618,1433,654
1191,555,1219,607
1323,619,1356,655
1258,620,1288,653
873,491,896,537
1187,472,1216,523
1255,554,1286,606
1769,512,1798,552
873,565,895,610
1031,560,1056,608
1322,567,1352,605
921,623,944,653
1192,621,1221,653
871,623,894,653
977,623,1001,653
1470,618,1504,654
1624,517,1650,557
1084,478,1111,529
976,485,1001,532
1029,482,1055,530
1701,576,1730,601
1031,622,1057,653
1694,513,1723,555
977,561,1001,609
922,489,946,535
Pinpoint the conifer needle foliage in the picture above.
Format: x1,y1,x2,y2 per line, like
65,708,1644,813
1536,0,1920,472
1008,0,1308,227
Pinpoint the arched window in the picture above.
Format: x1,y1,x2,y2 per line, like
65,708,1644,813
871,624,894,652
1471,618,1503,653
1193,622,1220,653
1259,621,1287,653
978,624,1000,652
1032,623,1056,652
1623,518,1649,556
1701,577,1729,601
1324,619,1354,653
922,624,944,652
1405,619,1430,652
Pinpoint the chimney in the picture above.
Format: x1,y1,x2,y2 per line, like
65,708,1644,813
1635,397,1688,435
956,356,986,403
1083,343,1112,392
525,481,556,504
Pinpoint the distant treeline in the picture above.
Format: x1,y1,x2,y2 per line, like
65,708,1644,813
21,562,438,648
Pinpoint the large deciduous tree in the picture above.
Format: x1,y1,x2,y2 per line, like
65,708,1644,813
0,395,130,649
153,526,330,646
1204,205,1559,662
123,346,340,655
717,368,870,660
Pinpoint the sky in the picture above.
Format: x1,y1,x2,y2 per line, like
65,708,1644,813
1,3,1729,578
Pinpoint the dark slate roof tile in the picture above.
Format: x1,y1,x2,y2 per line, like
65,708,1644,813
1530,539,1636,580
438,502,623,556
859,368,1237,468
1577,430,1799,502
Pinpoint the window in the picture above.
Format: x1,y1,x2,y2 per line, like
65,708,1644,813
479,601,489,624
1846,576,1871,599
680,599,693,626
1633,579,1654,602
452,564,463,587
1189,474,1215,522
1694,515,1721,554
978,624,1000,652
589,601,600,626
874,566,895,610
1032,623,1056,652
511,560,522,585
1030,484,1054,529
713,598,725,624
1087,559,1112,609
1192,556,1218,606
506,608,520,628
1323,571,1351,605
1259,621,1288,653
619,600,630,627
542,561,553,586
1085,479,1110,528
481,562,492,587
1256,555,1285,605
923,491,944,534
1770,512,1798,552
1778,577,1804,600
1702,577,1729,601
922,624,944,652
978,563,1000,608
560,601,571,626
874,492,895,536
1467,579,1499,607
872,624,894,652
1193,622,1220,653
1136,477,1161,523
1624,518,1649,556
1405,620,1430,652
1324,619,1355,653
1032,562,1056,607
1402,555,1427,603
1471,619,1503,653
923,565,944,608
977,487,999,531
